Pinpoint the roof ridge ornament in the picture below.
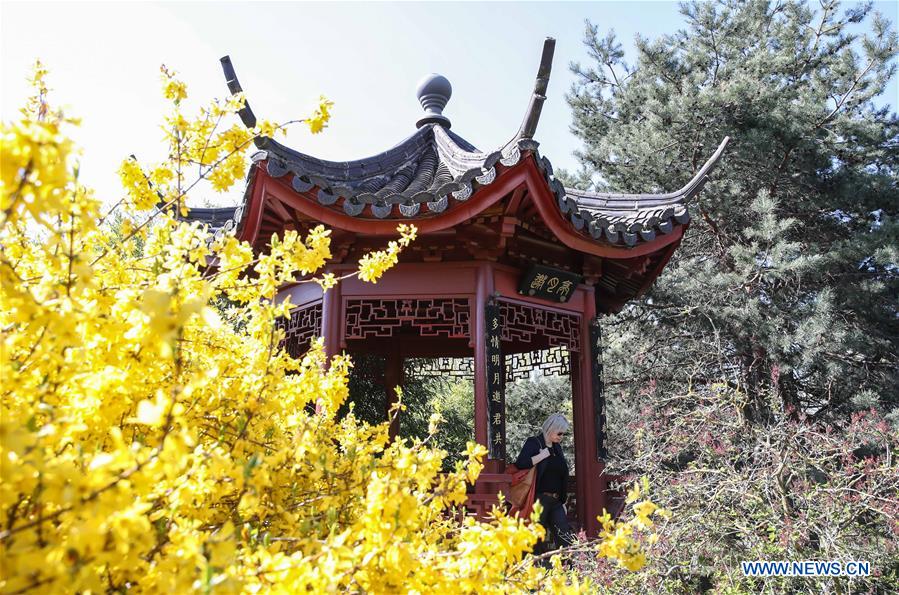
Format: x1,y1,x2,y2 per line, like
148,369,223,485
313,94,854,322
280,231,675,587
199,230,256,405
416,73,452,129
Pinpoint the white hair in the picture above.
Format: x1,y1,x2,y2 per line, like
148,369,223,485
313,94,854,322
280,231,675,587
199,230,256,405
541,413,570,436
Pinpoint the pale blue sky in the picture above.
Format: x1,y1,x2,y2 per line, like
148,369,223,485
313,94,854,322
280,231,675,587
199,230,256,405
2,1,896,207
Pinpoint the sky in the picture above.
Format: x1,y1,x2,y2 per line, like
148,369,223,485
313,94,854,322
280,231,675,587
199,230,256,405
2,1,897,209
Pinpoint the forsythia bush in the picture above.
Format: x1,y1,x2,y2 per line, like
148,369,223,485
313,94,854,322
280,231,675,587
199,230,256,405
596,478,668,573
0,64,652,593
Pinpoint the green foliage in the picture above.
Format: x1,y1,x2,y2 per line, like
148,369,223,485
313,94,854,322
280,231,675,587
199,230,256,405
343,353,389,426
343,356,475,471
566,1,898,591
399,369,474,471
567,0,898,428
345,361,576,468
506,375,574,464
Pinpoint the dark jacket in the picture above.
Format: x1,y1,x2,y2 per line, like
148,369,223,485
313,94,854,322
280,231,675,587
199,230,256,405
514,434,569,504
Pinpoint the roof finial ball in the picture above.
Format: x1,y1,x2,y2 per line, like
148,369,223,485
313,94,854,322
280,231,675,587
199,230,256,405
416,73,452,129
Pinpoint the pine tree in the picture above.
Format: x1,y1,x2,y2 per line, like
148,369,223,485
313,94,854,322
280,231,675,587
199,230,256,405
565,2,899,590
566,0,898,427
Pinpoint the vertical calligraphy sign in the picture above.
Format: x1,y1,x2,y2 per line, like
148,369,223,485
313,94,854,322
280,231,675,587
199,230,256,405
485,297,505,460
590,317,607,460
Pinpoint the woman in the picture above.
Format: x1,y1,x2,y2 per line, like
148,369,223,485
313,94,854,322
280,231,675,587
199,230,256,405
514,413,573,552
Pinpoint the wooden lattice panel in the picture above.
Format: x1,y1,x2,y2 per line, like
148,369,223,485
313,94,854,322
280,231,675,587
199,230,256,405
276,302,323,358
344,298,471,340
405,357,475,379
405,351,569,382
506,346,570,380
499,301,581,352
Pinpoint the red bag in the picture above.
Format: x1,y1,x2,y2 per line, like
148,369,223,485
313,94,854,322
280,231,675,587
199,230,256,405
503,463,537,519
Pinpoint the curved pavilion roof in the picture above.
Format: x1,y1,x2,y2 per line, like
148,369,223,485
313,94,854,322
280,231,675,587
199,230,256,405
189,39,728,251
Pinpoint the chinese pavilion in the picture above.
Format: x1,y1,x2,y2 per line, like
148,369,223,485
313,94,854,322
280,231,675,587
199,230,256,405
188,39,728,537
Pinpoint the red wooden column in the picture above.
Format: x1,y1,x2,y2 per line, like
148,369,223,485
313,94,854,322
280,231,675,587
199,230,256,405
472,263,503,486
572,285,606,537
473,264,492,448
320,268,342,361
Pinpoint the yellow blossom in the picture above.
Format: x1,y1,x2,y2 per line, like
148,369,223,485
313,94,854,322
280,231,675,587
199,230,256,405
0,63,640,594
305,96,334,134
633,499,658,528
315,272,338,291
161,65,188,103
357,224,417,282
595,478,664,573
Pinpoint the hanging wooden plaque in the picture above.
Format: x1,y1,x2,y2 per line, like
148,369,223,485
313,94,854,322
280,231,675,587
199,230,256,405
518,265,582,303
485,297,505,460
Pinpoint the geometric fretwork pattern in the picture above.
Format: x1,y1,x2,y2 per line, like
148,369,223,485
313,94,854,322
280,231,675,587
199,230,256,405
405,357,475,380
404,348,570,381
506,346,570,381
499,300,581,353
344,298,470,340
277,302,323,358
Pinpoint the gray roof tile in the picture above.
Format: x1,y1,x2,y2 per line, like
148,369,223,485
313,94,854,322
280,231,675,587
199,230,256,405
186,42,729,249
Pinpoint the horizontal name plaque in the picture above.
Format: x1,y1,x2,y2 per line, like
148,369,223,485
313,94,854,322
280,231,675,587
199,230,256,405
518,265,582,303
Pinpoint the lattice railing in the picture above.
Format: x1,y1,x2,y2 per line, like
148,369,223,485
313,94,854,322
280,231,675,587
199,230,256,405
344,298,471,340
405,357,475,379
276,302,322,358
506,346,570,380
499,301,581,353
404,347,570,382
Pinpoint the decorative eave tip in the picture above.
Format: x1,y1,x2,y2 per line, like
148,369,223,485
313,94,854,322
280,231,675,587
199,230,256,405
517,37,555,140
220,55,268,149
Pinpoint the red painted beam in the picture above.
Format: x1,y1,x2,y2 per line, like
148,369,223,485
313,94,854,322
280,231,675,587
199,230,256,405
239,156,686,265
237,169,269,244
259,163,528,237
